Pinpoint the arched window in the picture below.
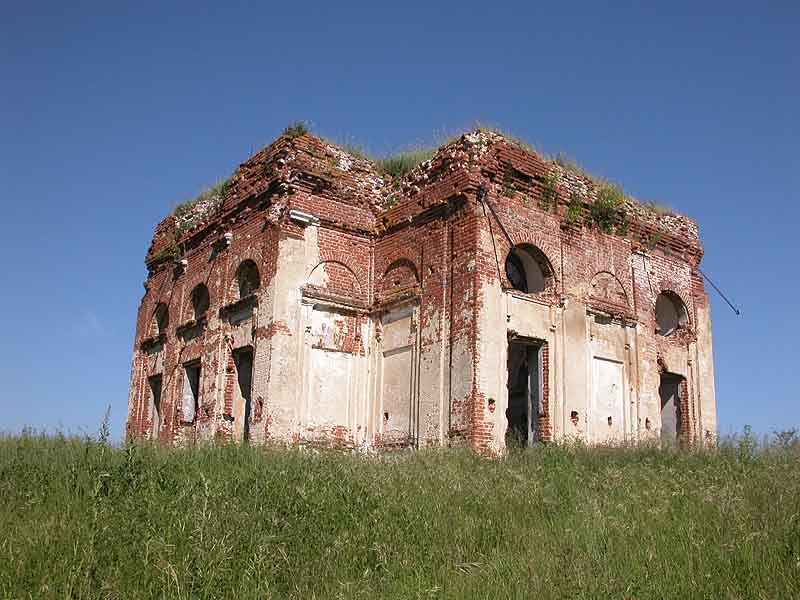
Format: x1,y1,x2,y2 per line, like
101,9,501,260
655,292,688,336
153,303,169,336
191,284,210,320
505,244,552,294
236,260,261,299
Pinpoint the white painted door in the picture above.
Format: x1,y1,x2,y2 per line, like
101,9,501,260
591,357,625,444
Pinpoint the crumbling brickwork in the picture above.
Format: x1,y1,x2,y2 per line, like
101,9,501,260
127,129,717,453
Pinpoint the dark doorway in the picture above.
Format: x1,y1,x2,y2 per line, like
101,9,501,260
182,362,201,424
659,374,682,444
506,341,542,447
148,375,162,438
234,348,254,442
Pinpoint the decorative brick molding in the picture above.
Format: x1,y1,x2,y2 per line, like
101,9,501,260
127,129,716,452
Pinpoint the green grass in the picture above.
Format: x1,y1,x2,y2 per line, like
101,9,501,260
282,121,309,138
172,178,230,235
641,200,676,216
374,147,437,179
336,122,536,180
4,432,797,599
592,183,626,234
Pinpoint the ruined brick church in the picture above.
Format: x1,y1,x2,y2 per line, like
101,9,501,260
126,127,717,452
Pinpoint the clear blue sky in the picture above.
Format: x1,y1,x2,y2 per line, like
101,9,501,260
1,1,797,440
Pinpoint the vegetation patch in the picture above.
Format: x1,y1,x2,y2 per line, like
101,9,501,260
338,142,370,162
333,123,535,181
553,152,596,181
2,432,798,599
173,178,230,236
616,210,631,236
538,169,561,212
642,200,676,216
565,192,584,226
282,121,309,138
164,123,685,248
383,191,400,209
591,183,626,234
375,147,436,179
470,121,538,153
149,242,182,264
501,171,517,198
644,230,665,250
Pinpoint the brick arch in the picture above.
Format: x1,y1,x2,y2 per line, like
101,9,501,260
497,233,558,295
179,266,213,323
317,249,369,289
383,257,420,280
148,302,169,337
656,284,692,329
230,259,261,300
589,271,629,308
225,247,265,303
307,260,363,301
378,258,420,298
495,231,559,289
189,283,211,320
655,288,693,340
375,255,419,279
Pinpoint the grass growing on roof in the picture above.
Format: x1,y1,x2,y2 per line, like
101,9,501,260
591,182,626,233
282,121,309,138
333,122,535,180
1,430,799,599
553,152,599,182
374,147,437,179
566,192,585,225
641,200,676,216
470,121,539,153
172,178,230,235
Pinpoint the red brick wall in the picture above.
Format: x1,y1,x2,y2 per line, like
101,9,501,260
128,131,711,452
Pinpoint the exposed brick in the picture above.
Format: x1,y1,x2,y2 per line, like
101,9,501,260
127,129,716,452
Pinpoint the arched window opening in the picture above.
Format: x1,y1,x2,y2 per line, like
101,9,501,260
153,303,169,336
236,260,261,299
191,284,210,320
505,245,551,294
655,292,688,336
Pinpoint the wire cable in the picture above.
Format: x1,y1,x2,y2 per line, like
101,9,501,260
698,268,740,315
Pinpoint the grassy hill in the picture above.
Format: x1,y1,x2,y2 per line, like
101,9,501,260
1,432,798,599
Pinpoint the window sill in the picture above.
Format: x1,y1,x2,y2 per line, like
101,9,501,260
219,294,258,319
176,315,207,337
140,333,166,351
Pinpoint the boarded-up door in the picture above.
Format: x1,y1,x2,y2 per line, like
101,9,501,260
592,357,625,443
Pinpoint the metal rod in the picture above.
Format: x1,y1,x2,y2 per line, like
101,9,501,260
698,268,740,315
478,186,515,248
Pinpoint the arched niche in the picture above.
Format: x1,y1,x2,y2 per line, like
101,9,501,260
152,303,169,336
655,291,688,336
307,260,361,299
379,258,420,297
235,260,261,299
590,272,629,307
190,283,210,320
